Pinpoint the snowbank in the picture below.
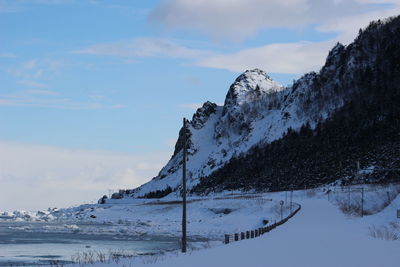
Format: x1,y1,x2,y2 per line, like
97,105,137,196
67,192,400,267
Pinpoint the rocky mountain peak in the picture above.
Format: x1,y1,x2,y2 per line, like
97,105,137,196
224,69,283,108
323,42,345,70
191,101,218,130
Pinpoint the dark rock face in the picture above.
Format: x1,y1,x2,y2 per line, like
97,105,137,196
111,192,123,199
98,195,108,204
171,101,217,159
171,123,192,159
191,101,217,130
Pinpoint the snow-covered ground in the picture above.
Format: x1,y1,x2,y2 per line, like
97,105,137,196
2,184,399,266
0,192,292,239
66,186,399,267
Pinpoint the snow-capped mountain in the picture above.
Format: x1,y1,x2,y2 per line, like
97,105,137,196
105,16,400,201
123,69,354,198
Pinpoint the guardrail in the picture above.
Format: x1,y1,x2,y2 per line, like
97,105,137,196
224,202,301,244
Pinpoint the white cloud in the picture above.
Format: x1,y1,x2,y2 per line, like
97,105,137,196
17,80,48,88
0,142,170,211
192,3,400,74
0,52,16,58
89,94,105,100
316,5,400,43
75,36,334,74
0,90,124,110
110,104,125,109
7,59,62,81
149,0,385,40
22,59,38,69
145,0,400,74
73,37,213,59
77,2,400,75
68,1,400,76
195,40,336,74
0,1,22,12
23,89,60,96
3,59,117,109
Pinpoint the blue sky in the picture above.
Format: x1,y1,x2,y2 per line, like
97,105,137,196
1,0,399,210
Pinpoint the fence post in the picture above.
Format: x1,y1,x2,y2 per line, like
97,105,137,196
222,203,301,244
225,234,230,244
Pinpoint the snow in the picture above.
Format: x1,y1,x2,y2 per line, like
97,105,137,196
1,194,292,239
59,186,400,267
224,69,284,107
3,185,399,267
359,166,376,175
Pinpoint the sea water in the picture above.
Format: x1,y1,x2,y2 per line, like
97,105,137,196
0,221,181,266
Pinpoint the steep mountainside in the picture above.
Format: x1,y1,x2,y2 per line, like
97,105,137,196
106,16,400,201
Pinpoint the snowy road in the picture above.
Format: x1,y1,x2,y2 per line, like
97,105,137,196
99,197,399,267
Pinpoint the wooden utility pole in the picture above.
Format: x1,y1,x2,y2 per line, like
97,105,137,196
181,118,187,253
361,187,364,217
290,188,293,212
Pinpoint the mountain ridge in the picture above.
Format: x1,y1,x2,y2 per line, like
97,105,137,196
103,15,400,202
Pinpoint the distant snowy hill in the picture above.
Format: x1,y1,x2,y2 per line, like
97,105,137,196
106,16,400,202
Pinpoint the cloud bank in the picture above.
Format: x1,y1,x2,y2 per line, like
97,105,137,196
73,37,212,59
149,0,384,40
75,0,400,75
195,41,336,74
0,142,169,211
184,0,400,74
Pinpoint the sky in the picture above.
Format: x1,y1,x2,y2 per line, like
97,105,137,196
1,0,400,211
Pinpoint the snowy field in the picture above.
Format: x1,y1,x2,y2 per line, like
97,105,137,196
114,193,399,267
0,193,292,239
1,184,399,266
67,185,400,267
